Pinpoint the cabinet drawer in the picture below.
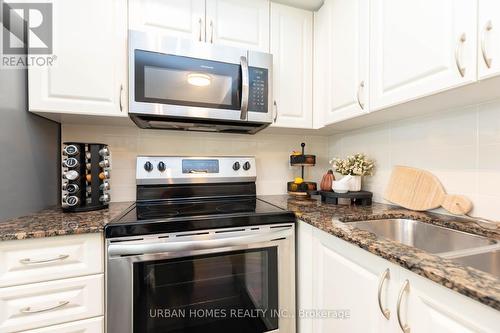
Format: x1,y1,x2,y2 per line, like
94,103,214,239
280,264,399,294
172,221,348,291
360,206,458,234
0,274,104,333
0,233,103,287
23,317,103,333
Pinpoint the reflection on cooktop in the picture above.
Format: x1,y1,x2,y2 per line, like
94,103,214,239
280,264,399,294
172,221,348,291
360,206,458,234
136,200,256,220
115,198,286,224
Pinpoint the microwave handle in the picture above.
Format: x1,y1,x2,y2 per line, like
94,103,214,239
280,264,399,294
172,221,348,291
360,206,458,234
108,228,292,257
240,56,249,120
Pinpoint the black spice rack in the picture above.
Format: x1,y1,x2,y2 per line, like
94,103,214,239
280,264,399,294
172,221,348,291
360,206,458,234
287,143,318,196
61,142,111,212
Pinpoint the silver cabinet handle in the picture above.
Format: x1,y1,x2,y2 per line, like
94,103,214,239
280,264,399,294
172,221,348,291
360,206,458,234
397,279,410,333
273,100,278,123
119,84,123,112
481,21,493,69
198,17,203,42
210,20,214,44
20,301,70,314
455,33,467,77
356,81,365,110
19,254,69,265
240,56,249,120
109,228,292,256
377,268,391,320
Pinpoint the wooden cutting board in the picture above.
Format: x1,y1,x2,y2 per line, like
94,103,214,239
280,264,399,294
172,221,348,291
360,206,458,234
384,166,472,214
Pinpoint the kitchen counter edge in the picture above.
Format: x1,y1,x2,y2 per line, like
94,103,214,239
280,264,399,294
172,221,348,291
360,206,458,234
0,202,134,241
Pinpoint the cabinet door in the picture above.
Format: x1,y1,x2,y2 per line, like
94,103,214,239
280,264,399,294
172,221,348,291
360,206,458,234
270,3,313,128
0,233,103,288
397,269,500,333
0,274,103,333
370,0,477,111
129,0,205,41
325,0,369,125
312,0,331,129
297,221,314,333
478,0,500,79
23,317,103,333
28,0,127,117
205,0,270,51
311,228,398,333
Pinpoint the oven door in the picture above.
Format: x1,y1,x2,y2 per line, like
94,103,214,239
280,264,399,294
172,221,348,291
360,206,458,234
106,224,295,333
129,30,250,122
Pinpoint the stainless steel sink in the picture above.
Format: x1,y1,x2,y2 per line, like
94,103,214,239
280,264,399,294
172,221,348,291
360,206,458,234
346,219,496,255
449,250,500,279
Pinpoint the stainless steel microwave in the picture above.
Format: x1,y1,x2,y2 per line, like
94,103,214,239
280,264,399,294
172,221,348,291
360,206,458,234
128,30,273,134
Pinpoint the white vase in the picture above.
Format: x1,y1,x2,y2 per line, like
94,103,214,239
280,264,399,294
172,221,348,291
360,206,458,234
349,176,362,192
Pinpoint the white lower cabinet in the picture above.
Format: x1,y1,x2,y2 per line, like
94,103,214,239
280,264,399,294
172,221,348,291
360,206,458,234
0,234,104,333
0,233,103,288
310,223,398,333
22,317,103,333
298,220,500,333
297,221,314,333
0,274,104,333
398,269,499,333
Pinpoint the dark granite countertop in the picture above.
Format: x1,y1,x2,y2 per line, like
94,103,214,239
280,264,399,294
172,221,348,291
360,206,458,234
0,202,133,241
2,194,499,311
259,195,500,311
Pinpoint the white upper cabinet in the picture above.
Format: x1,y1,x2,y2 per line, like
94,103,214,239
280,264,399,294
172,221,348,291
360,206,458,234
270,3,313,128
206,0,270,51
128,0,206,41
478,0,500,79
370,0,478,111
29,0,127,117
324,0,369,125
312,0,330,129
130,0,269,51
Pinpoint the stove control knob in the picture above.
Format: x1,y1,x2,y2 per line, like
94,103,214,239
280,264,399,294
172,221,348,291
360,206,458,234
243,161,251,171
158,161,166,172
232,162,240,171
144,161,153,172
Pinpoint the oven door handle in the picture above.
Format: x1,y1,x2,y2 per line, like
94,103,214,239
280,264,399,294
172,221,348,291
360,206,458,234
108,228,292,257
240,56,249,120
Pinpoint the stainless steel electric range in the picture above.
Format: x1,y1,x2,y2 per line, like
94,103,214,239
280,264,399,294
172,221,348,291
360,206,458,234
105,156,296,333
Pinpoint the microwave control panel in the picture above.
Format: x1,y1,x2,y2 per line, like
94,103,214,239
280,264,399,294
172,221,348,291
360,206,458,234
248,67,268,113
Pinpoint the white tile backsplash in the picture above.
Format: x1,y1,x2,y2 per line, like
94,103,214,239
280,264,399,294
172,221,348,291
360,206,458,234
329,99,500,220
62,125,330,202
62,99,500,220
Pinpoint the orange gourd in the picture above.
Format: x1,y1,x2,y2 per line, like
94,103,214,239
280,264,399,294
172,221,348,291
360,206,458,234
320,170,335,191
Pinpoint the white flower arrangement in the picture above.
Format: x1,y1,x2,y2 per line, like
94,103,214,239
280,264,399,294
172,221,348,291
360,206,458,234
329,153,374,176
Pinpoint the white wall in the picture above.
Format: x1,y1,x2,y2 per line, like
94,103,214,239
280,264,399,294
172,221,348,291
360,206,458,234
62,125,329,202
329,99,500,220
